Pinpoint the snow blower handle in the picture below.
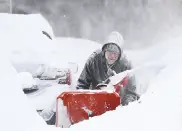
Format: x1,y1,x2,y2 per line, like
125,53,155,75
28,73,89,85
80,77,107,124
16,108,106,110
95,78,111,89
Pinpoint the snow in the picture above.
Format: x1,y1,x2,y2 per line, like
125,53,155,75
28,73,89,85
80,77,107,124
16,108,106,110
26,80,70,110
0,13,56,65
0,50,46,131
53,37,101,75
0,13,182,131
17,72,37,89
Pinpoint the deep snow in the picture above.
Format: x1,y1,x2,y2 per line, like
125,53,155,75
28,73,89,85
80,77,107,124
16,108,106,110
0,14,182,131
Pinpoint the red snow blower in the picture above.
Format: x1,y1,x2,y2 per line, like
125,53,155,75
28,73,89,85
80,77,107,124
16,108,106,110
56,72,129,127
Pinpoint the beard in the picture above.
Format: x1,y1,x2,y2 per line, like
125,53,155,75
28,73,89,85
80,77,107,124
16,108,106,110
105,54,117,65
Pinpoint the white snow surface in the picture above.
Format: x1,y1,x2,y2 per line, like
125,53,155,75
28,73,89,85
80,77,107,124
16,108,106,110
0,13,182,131
17,72,36,89
0,51,46,131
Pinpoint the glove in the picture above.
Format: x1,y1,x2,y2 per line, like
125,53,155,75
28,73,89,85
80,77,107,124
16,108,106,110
107,68,115,77
122,95,136,106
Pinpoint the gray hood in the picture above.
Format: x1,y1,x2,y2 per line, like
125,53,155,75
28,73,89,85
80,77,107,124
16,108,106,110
102,31,124,60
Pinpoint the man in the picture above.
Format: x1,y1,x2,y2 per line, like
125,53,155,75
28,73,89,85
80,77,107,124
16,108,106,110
76,31,138,105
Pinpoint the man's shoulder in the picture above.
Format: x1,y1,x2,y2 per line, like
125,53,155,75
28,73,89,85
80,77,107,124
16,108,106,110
119,53,128,62
118,53,132,69
89,49,102,59
86,49,102,65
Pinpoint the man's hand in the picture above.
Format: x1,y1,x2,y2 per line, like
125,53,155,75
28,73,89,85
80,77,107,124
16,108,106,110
122,94,137,105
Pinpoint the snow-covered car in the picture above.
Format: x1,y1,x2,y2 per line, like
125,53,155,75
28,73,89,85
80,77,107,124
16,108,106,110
0,13,81,87
0,13,78,124
34,64,75,85
17,72,39,93
0,13,101,126
0,13,56,71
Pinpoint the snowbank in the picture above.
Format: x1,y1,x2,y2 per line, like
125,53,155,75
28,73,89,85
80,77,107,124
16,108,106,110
0,56,46,131
0,13,53,131
0,13,56,66
1,13,182,131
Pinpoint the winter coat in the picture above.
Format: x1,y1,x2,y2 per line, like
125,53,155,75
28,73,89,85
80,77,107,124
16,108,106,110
76,49,139,105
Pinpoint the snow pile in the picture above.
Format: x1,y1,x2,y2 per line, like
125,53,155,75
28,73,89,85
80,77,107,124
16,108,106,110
17,72,36,89
0,54,46,131
0,13,57,131
0,13,57,65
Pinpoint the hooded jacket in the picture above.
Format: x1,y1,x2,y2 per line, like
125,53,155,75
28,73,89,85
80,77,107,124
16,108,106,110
76,49,131,89
76,32,138,105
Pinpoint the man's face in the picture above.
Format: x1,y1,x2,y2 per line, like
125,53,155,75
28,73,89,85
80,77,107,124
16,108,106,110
105,51,119,65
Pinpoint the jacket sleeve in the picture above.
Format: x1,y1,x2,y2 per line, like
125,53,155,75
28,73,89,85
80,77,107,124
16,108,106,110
120,55,139,105
76,56,93,89
121,54,132,70
121,73,140,106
